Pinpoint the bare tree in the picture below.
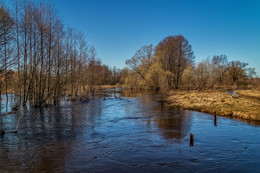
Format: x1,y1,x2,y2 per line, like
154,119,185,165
181,65,195,90
126,44,154,81
246,67,256,80
0,0,122,109
154,35,194,89
0,5,15,72
0,5,15,111
226,61,248,85
195,60,211,90
211,55,228,85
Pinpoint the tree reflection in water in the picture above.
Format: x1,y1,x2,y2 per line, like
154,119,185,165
154,104,191,141
121,89,192,141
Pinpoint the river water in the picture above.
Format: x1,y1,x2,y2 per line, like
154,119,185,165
0,89,259,172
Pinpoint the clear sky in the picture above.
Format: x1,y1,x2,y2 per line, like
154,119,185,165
50,0,260,75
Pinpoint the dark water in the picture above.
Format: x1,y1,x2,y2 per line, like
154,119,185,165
0,89,260,172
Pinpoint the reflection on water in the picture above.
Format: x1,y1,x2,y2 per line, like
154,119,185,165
0,89,260,172
154,107,191,141
0,94,18,113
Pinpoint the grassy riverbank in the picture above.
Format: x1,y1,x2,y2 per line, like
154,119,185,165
167,90,260,121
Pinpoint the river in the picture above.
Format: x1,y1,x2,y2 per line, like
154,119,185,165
0,89,259,172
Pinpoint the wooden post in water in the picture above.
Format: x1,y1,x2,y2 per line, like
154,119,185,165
190,133,194,146
214,112,217,126
0,129,5,136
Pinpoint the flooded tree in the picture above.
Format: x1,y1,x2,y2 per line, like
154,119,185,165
0,4,15,111
0,0,121,110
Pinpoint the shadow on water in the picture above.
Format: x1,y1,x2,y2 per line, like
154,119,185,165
0,88,260,172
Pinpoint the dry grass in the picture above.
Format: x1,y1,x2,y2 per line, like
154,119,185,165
98,85,120,90
167,90,260,121
236,90,260,100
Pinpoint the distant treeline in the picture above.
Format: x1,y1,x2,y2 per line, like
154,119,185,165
122,35,258,95
0,0,121,108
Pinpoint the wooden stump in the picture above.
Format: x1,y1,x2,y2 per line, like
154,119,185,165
190,133,194,146
214,112,217,126
0,129,5,136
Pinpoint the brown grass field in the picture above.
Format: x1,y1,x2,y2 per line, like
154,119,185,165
167,90,260,121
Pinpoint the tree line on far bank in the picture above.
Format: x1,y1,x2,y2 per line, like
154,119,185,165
122,35,258,98
0,0,121,109
1,1,259,110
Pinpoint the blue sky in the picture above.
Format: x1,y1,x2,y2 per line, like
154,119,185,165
50,0,260,75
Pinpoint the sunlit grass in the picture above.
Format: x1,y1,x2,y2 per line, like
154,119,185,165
167,90,260,121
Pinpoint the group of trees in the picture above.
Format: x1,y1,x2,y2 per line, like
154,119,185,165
0,1,258,109
124,35,257,93
182,55,256,90
0,0,120,109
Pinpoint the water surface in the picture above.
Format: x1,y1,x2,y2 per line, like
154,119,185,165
0,89,259,172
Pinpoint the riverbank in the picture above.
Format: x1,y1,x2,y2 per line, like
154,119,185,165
98,85,121,90
167,90,260,121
